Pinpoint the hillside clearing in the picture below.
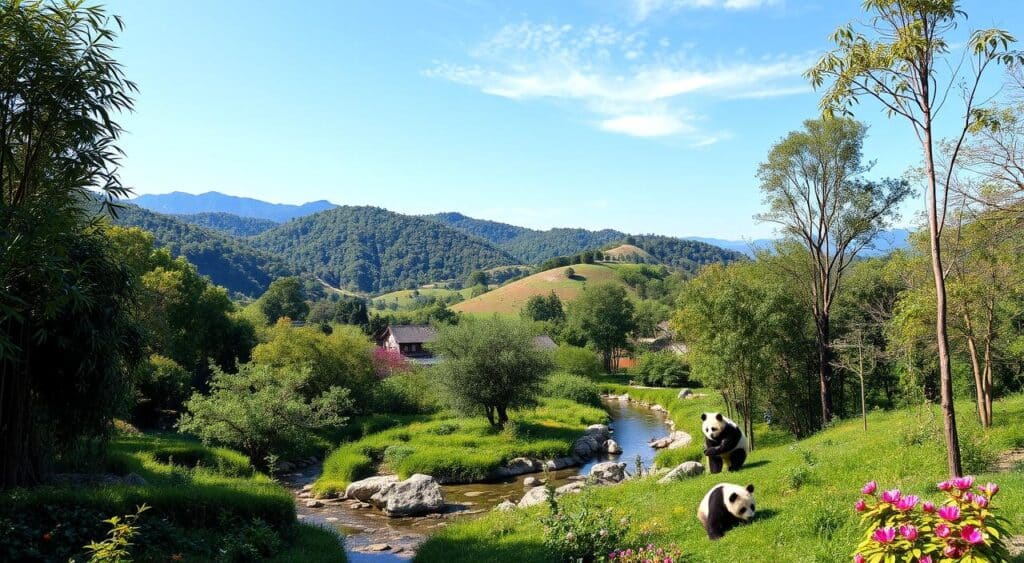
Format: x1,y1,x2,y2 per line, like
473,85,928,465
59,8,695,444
602,244,655,262
452,263,633,315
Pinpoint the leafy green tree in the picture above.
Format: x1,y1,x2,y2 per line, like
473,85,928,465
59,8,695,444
431,317,553,426
307,297,370,328
258,277,310,323
808,0,1022,476
251,321,376,408
522,291,565,323
568,285,636,371
633,300,669,339
756,117,910,425
178,363,351,467
466,270,489,288
632,351,689,387
552,345,602,378
565,267,576,279
132,354,191,427
0,1,139,488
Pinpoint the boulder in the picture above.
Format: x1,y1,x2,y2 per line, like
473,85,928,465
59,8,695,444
650,404,668,413
677,388,693,399
489,457,541,479
495,500,518,511
572,435,603,458
584,424,611,441
365,544,391,552
373,474,445,517
657,461,704,483
650,431,692,449
666,432,693,449
545,456,580,470
301,483,314,492
523,476,539,487
122,473,147,486
345,475,399,503
555,481,586,495
518,486,550,508
305,499,324,508
589,461,628,483
605,439,623,454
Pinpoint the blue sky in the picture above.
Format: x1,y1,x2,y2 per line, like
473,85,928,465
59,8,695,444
107,0,1023,238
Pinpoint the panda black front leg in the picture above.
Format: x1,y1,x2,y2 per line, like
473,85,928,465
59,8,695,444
727,449,747,472
707,455,724,474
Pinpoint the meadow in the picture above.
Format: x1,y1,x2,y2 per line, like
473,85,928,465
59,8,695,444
452,263,634,315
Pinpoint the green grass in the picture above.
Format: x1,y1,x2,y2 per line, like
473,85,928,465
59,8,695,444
314,398,608,496
373,287,475,309
452,263,636,315
416,394,1024,563
0,433,347,562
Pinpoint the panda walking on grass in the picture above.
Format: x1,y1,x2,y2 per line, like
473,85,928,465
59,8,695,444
697,483,756,540
700,412,749,473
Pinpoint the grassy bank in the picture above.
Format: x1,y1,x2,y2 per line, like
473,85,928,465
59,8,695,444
0,433,346,562
314,398,608,496
416,394,1024,563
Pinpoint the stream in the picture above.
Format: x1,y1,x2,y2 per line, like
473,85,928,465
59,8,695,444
287,397,670,561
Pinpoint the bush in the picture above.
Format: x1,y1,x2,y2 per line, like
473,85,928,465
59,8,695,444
372,370,442,415
631,351,690,387
543,373,602,407
542,493,629,563
553,346,603,378
132,355,192,428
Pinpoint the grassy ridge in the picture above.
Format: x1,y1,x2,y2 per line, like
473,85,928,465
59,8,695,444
314,398,608,496
452,263,633,315
416,394,1024,563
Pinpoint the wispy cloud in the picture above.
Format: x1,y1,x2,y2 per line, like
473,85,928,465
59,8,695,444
425,21,810,141
632,0,782,21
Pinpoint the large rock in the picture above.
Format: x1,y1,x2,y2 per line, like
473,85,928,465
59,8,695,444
677,388,693,399
523,476,540,487
373,474,445,517
518,486,550,508
545,456,580,471
605,439,623,454
658,461,704,483
650,431,692,449
489,457,542,479
584,424,611,441
345,475,399,503
589,461,628,483
666,432,693,449
555,481,586,495
572,435,604,458
495,500,518,511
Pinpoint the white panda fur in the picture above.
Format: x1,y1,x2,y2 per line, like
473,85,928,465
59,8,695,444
701,412,749,473
697,482,756,540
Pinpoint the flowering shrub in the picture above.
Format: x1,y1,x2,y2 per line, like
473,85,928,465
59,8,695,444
541,490,629,563
853,476,1011,562
608,544,685,562
372,347,410,378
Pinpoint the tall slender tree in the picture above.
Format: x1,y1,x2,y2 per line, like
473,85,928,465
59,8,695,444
807,0,1022,477
757,117,910,426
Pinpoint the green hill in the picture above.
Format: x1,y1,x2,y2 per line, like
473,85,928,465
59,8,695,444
253,206,517,294
108,204,291,297
452,263,633,315
173,212,278,237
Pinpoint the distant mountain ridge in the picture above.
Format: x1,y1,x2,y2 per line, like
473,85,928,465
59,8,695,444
131,191,335,222
174,212,278,237
687,229,911,258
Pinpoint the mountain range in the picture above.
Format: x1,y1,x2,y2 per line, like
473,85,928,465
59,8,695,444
130,191,335,222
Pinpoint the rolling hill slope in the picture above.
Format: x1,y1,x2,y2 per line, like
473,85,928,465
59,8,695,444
253,206,517,294
452,263,633,315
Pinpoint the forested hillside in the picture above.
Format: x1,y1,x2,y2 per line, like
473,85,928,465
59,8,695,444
109,205,292,297
175,212,278,236
131,190,335,221
630,235,746,270
254,206,517,293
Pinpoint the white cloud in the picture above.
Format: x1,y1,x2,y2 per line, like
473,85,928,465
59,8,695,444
632,0,781,21
425,21,809,141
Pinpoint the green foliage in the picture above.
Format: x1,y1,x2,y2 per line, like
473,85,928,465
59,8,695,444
178,363,352,467
542,373,602,407
132,355,191,427
306,297,370,329
431,317,555,426
373,370,443,415
82,504,150,563
542,495,629,563
257,277,309,323
631,351,690,387
466,270,489,287
552,345,602,378
522,291,566,323
174,212,278,237
568,284,636,371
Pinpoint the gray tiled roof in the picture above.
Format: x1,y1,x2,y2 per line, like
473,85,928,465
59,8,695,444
388,324,438,344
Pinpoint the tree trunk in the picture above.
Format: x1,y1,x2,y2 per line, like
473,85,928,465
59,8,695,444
924,129,963,478
858,337,867,432
602,349,612,373
484,406,496,427
815,312,833,426
965,331,986,426
496,406,509,426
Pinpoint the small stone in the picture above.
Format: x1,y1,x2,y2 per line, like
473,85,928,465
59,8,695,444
677,388,693,399
464,491,484,497
523,476,539,487
658,461,705,483
555,481,585,495
305,499,324,508
518,486,550,508
301,483,314,492
365,543,391,552
495,500,517,511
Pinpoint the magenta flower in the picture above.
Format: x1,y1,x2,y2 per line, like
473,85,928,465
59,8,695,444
943,544,963,559
881,489,901,503
961,525,985,545
894,495,919,511
975,495,989,508
899,524,918,541
861,481,877,495
922,501,935,513
919,557,932,563
935,523,952,538
853,555,865,563
952,476,974,490
979,482,999,496
938,505,960,522
872,527,896,544
937,480,953,491
963,492,976,504
854,499,867,512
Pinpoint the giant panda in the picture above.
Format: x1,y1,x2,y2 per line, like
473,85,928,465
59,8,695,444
700,412,749,473
697,483,756,540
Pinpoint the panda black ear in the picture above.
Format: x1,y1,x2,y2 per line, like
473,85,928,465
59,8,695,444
700,413,707,421
728,492,738,503
715,413,724,422
746,484,755,493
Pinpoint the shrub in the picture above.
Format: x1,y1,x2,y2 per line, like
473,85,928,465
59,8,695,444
132,355,191,427
542,373,602,407
541,492,629,563
852,477,1011,562
373,370,442,415
82,504,150,563
608,544,685,562
553,346,602,378
631,351,690,387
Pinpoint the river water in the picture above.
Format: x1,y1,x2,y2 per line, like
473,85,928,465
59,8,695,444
289,398,670,561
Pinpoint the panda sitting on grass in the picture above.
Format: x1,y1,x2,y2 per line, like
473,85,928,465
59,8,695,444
700,412,749,473
697,483,756,540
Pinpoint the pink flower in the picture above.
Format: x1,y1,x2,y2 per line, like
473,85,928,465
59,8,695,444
938,505,960,522
919,557,932,563
979,482,999,496
872,527,896,544
881,489,901,503
952,476,974,490
861,481,877,495
922,501,936,513
943,544,962,559
854,499,867,512
937,480,953,491
899,524,918,541
853,555,865,563
963,492,976,504
935,523,952,538
975,495,989,508
961,525,985,545
895,495,919,511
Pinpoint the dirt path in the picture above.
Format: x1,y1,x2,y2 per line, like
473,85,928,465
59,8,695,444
993,448,1024,473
